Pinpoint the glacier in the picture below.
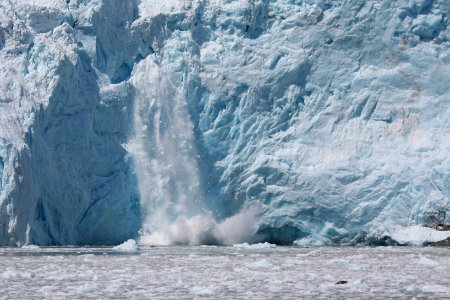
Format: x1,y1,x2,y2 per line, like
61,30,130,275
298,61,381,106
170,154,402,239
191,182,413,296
0,0,449,246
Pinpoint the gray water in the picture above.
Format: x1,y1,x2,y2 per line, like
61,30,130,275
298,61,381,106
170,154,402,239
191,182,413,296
0,246,449,299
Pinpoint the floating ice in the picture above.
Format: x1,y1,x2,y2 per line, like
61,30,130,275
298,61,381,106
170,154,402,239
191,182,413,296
330,259,369,271
421,285,450,294
389,225,450,246
0,246,449,298
22,245,40,249
418,256,439,268
233,242,276,249
247,259,273,269
190,286,215,296
2,269,34,280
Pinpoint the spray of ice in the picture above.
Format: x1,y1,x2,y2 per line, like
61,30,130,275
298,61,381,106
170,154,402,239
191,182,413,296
139,205,264,246
128,57,261,246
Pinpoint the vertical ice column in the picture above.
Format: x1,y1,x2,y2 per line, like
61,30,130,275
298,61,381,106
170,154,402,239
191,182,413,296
129,57,204,234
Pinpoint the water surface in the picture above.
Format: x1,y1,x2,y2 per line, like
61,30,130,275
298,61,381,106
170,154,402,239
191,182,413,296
1,246,449,299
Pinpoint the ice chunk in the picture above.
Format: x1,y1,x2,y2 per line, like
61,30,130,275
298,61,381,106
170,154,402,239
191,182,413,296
2,269,34,280
411,14,443,39
138,0,184,18
418,256,439,268
22,244,40,249
389,226,450,246
190,286,215,296
233,242,276,249
247,259,273,269
330,259,369,271
421,285,450,293
25,6,67,33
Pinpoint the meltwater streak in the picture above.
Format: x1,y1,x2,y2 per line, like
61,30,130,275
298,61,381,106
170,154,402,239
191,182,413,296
128,58,261,245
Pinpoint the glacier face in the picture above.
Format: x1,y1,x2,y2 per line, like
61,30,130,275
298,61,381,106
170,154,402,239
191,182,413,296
0,0,449,245
0,0,141,245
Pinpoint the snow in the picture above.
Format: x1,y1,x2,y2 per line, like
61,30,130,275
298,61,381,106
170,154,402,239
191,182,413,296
0,0,449,246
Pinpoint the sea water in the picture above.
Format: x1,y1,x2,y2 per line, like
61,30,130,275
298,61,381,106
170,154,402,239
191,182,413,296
0,246,449,299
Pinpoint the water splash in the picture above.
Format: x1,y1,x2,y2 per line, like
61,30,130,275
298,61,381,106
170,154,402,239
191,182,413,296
139,205,264,246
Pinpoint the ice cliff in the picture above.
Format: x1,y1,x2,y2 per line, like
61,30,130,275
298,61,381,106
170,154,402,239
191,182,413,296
0,0,449,246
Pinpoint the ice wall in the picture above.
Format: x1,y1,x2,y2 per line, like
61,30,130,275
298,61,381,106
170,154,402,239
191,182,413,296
0,0,449,245
0,0,141,245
